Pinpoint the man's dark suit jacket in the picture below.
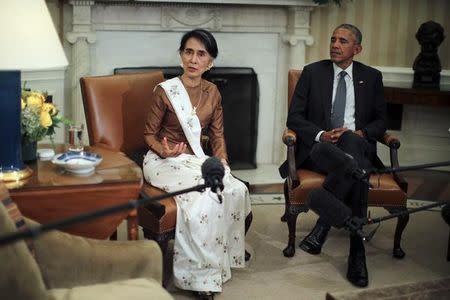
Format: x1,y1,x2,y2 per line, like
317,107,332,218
279,60,386,178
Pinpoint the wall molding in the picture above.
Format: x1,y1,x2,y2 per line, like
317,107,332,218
21,68,66,82
376,66,450,89
127,0,314,6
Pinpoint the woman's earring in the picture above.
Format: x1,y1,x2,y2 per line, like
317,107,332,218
180,62,184,68
207,63,214,70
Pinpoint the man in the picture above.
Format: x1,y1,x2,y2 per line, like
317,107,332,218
279,24,386,287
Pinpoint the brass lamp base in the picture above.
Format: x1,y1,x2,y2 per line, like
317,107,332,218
0,166,33,186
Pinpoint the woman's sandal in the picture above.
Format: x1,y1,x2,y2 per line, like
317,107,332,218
195,291,215,300
245,250,251,261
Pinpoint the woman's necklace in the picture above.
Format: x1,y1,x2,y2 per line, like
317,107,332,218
180,76,203,116
191,82,203,116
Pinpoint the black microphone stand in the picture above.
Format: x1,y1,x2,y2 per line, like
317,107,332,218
363,200,448,241
0,183,210,247
353,161,450,188
371,161,450,175
352,160,450,240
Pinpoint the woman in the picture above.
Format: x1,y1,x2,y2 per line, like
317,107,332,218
143,29,252,299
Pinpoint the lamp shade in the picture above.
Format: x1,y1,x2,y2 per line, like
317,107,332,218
0,0,68,70
0,0,68,182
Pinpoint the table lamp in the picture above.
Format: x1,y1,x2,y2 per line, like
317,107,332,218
0,0,68,182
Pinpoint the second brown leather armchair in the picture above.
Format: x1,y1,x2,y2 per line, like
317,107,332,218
281,69,410,259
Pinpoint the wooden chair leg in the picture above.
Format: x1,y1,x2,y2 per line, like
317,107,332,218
245,211,253,235
157,238,171,288
281,181,289,222
283,207,300,257
245,212,253,261
387,206,409,259
142,228,172,288
109,230,118,240
447,230,449,262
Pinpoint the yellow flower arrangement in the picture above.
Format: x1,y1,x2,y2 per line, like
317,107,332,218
21,89,71,144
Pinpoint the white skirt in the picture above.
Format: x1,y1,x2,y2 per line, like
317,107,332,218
143,150,251,292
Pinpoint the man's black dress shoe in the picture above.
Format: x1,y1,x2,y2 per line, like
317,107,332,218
299,223,330,255
346,253,368,287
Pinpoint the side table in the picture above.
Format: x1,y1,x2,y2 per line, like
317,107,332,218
9,145,143,240
384,86,450,106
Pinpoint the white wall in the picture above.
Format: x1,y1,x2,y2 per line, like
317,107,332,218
44,1,449,171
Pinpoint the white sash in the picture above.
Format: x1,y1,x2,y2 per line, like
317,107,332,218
159,77,206,158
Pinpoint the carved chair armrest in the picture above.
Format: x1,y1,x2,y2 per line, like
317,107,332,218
282,128,297,146
379,132,400,150
377,132,408,192
283,128,299,189
377,132,401,168
139,189,167,219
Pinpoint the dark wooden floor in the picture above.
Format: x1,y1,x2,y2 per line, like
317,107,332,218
250,170,450,203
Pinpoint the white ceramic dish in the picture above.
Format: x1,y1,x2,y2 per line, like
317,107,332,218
52,152,102,175
37,148,55,161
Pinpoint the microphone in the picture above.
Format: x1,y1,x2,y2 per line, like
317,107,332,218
201,157,225,203
306,187,367,239
310,143,368,182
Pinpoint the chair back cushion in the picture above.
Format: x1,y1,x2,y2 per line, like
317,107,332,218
288,69,302,108
0,183,49,300
80,71,165,158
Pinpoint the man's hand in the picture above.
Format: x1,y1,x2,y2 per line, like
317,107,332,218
161,137,187,158
354,129,365,138
320,127,349,143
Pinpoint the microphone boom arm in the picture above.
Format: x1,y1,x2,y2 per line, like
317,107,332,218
0,183,208,247
363,200,448,242
371,161,450,174
368,201,447,224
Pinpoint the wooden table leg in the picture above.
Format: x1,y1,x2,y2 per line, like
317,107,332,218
127,209,139,240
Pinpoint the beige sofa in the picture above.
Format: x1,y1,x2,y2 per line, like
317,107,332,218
0,183,173,300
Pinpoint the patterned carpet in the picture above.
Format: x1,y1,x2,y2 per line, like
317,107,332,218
250,193,444,212
166,205,450,299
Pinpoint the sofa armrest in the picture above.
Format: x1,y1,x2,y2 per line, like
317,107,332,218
28,219,163,289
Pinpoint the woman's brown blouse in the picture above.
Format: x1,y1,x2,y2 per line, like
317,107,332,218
144,78,228,161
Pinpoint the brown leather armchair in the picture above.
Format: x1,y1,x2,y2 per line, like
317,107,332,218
80,72,177,280
281,69,409,259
